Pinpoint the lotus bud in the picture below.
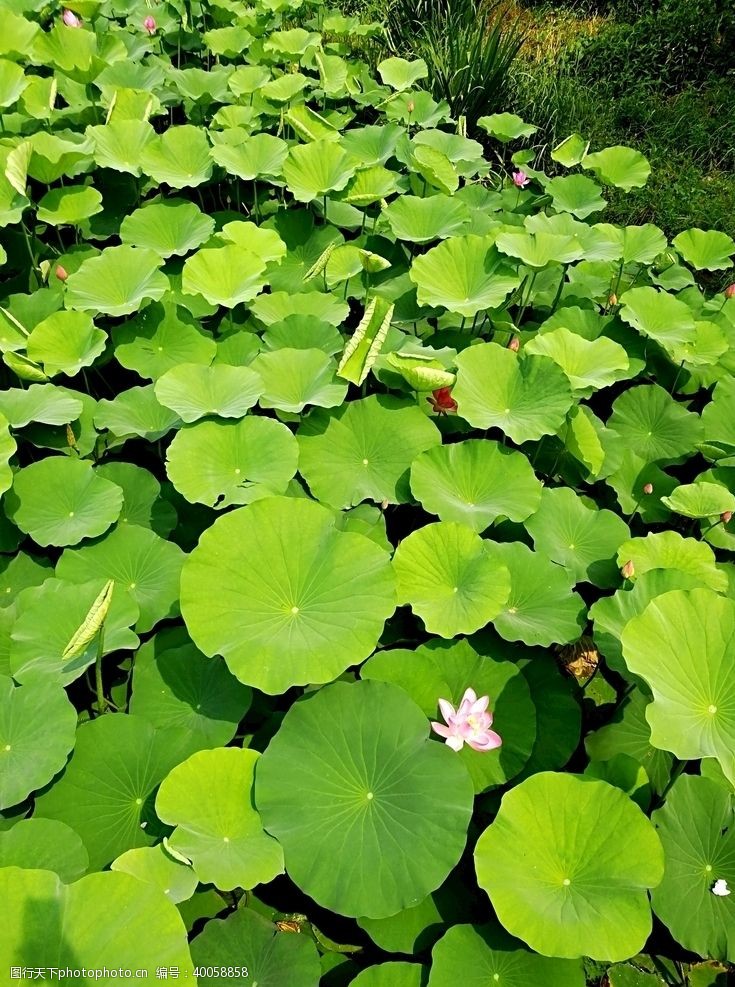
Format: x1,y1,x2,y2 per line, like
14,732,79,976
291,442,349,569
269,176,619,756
55,264,69,282
643,482,653,494
722,511,733,524
406,100,415,114
507,335,520,352
143,15,156,34
621,559,635,580
512,170,530,189
725,284,735,300
608,293,618,307
62,8,82,27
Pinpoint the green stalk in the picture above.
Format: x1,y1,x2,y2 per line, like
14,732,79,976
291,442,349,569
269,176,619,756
94,623,107,717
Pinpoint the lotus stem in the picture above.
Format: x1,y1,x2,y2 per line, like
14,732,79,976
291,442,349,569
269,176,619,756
94,623,108,717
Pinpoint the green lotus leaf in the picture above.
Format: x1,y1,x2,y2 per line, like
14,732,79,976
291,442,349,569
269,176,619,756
702,376,735,459
0,383,81,427
673,228,735,271
477,112,538,142
180,496,396,694
615,530,726,591
140,125,214,188
475,772,664,960
34,713,182,868
621,589,735,782
286,104,340,144
263,315,342,355
383,194,470,243
378,56,428,90
551,133,590,167
351,962,424,987
26,310,106,377
0,818,88,882
661,481,735,519
525,487,630,586
282,139,358,202
410,236,520,317
495,230,584,268
362,638,535,792
210,133,289,180
111,845,198,905
618,286,696,349
64,245,168,317
191,908,321,987
591,223,668,264
343,164,402,206
95,384,181,443
87,119,156,176
228,64,271,97
214,330,261,368
166,417,298,509
260,72,309,104
95,461,175,536
130,632,251,755
428,922,585,987
413,145,458,196
251,289,348,326
525,327,630,395
157,748,284,891
340,124,404,167
0,674,76,809
583,145,651,191
182,244,268,309
490,541,586,646
453,342,573,443
0,11,39,60
36,184,102,226
0,412,15,496
255,679,474,918
297,395,441,509
336,296,393,386
251,348,347,412
0,552,50,608
393,521,511,637
386,352,454,391
547,174,607,219
113,300,217,381
607,383,703,465
219,221,287,265
155,363,264,423
5,457,122,547
56,524,185,632
265,26,321,57
385,90,450,128
0,868,195,977
120,199,215,258
651,776,735,960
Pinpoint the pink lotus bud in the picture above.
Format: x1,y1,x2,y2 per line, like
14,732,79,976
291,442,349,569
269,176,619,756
621,559,635,580
725,284,735,300
722,511,733,524
643,482,653,494
512,170,530,189
143,15,156,34
62,8,82,27
608,293,618,307
507,335,520,352
55,265,68,282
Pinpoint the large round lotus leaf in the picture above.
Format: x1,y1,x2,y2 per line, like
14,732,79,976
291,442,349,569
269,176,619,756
428,923,585,987
615,530,726,591
583,145,650,191
87,120,157,176
495,230,584,268
64,246,168,317
590,222,668,264
282,139,358,202
352,963,425,987
130,633,251,754
251,289,349,327
211,133,289,180
298,396,441,509
0,867,195,978
702,376,735,459
651,776,735,960
621,589,735,783
0,383,82,427
9,577,138,685
140,125,213,188
5,457,122,547
0,552,50,607
255,679,474,918
453,343,573,443
524,487,630,586
251,348,347,413
607,383,703,465
111,844,198,905
154,363,264,423
409,236,520,318
546,174,607,219
191,908,321,987
219,221,287,265
478,111,538,141
0,817,88,882
618,287,696,349
120,199,215,257
34,714,181,869
182,244,268,309
36,184,103,226
56,524,185,632
475,772,664,960
0,674,77,809
26,310,106,377
262,314,342,355
661,481,735,519
673,228,735,272
181,496,396,694
410,439,542,532
113,300,216,381
525,327,630,395
362,638,536,792
95,461,175,536
156,747,284,891
490,541,586,646
383,194,470,243
392,521,511,637
95,384,181,443
166,417,298,509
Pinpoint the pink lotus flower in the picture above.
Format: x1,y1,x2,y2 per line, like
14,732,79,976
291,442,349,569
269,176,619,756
62,9,82,27
431,688,502,753
512,170,529,189
143,15,157,34
427,386,457,415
